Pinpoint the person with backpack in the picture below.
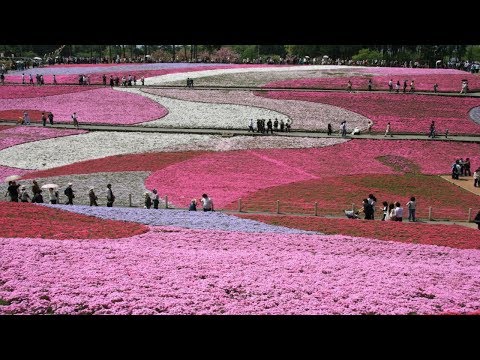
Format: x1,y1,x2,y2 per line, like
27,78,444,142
89,187,98,206
64,183,75,205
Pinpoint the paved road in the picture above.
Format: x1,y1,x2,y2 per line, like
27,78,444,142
2,121,480,143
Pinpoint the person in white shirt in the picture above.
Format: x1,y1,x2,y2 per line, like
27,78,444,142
394,202,403,222
406,196,416,222
200,193,214,212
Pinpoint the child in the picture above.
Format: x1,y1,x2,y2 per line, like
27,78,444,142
189,199,197,211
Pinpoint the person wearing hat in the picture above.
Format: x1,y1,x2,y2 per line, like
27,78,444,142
144,192,152,209
89,187,98,206
19,185,31,203
64,183,75,205
152,189,160,209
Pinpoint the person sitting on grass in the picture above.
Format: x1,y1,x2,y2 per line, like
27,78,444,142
201,193,214,212
344,209,359,219
189,199,197,211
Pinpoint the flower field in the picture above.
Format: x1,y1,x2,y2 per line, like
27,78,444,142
265,72,480,92
231,173,480,220
0,88,168,125
5,64,273,84
0,133,344,170
0,202,148,239
141,88,370,131
1,225,479,314
1,64,480,315
237,214,480,249
0,85,94,99
0,126,87,151
47,205,313,234
260,91,480,134
144,140,480,209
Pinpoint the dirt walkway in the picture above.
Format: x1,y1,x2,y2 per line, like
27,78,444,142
440,175,480,196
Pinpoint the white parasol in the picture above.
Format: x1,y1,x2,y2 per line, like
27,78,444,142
41,183,59,189
4,174,21,183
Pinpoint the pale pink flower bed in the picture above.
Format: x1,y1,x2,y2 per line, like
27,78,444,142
1,226,479,314
146,140,480,208
0,127,87,151
0,85,95,99
260,91,480,134
0,88,168,125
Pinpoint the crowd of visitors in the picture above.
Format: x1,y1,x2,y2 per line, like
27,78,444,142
249,118,291,134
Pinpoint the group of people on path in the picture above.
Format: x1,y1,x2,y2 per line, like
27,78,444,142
452,158,472,180
345,194,417,222
5,180,116,207
249,118,291,134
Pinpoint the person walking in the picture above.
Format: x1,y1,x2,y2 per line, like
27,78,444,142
53,74,57,85
367,120,373,133
64,183,75,205
395,80,400,93
429,121,436,138
248,119,255,132
5,181,21,202
20,185,32,203
23,111,30,125
341,121,347,137
367,79,372,91
406,196,416,222
106,183,115,207
327,123,332,136
89,187,98,206
388,79,393,92
41,112,47,127
152,189,160,209
71,112,79,128
48,112,54,125
48,188,57,204
347,80,352,92
385,122,392,137
433,83,438,93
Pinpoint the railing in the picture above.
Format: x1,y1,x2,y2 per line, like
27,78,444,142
6,192,477,222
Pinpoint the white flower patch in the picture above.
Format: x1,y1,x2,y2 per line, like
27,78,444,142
0,131,347,170
137,88,371,131
116,88,290,128
144,65,366,85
